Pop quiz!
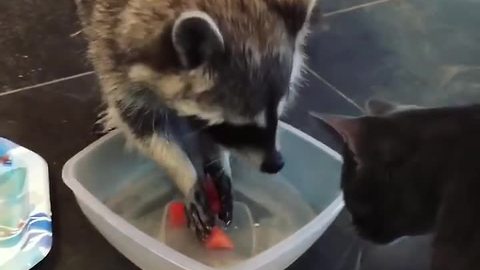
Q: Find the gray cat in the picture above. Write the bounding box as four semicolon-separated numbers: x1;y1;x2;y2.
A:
312;99;480;270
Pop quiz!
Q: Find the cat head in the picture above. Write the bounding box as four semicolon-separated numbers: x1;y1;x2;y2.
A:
311;99;445;244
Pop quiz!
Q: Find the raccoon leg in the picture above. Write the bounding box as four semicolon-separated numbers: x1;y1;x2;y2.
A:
136;133;215;240
204;150;233;226
184;132;233;228
111;101;215;239
185;179;216;240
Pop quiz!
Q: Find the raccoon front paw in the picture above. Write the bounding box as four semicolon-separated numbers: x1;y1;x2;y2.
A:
186;181;215;241
205;164;233;227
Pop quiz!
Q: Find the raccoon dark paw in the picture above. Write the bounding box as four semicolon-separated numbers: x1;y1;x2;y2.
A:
186;181;215;241
205;163;233;227
215;173;233;226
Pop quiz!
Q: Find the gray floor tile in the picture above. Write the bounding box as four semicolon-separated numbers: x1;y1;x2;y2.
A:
308;0;480;107
0;0;89;92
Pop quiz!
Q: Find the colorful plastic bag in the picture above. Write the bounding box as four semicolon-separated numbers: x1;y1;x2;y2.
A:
0;138;52;270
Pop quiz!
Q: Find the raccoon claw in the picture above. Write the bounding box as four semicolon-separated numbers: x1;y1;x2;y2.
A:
187;203;212;241
205;164;233;227
186;182;215;241
217;175;233;226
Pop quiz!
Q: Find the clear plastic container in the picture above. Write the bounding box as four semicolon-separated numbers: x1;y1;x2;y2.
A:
62;122;344;270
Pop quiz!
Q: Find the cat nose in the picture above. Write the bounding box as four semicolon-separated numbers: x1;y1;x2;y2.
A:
261;150;284;174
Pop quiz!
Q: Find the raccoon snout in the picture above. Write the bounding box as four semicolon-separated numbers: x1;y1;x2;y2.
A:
261;150;284;174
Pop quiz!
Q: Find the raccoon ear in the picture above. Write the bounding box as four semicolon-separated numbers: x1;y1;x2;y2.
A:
172;11;224;69
266;0;309;35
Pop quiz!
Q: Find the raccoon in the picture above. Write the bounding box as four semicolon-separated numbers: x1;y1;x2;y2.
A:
76;0;318;239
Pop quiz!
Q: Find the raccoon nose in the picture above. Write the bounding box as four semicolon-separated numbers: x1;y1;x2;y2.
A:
261;151;284;174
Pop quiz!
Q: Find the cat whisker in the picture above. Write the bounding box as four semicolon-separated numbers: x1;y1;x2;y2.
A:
205;158;221;167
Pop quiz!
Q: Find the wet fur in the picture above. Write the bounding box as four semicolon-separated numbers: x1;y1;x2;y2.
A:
315;101;480;270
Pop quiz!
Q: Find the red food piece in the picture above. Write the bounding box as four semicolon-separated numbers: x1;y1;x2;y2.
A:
168;201;187;228
203;174;221;214
0;155;10;164
205;227;234;250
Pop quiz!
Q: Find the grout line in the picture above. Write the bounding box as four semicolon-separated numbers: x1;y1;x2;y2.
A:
354;249;363;270
305;66;365;112
0;71;95;98
324;0;396;17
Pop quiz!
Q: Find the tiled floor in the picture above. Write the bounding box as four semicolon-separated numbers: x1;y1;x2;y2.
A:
1;0;478;269
309;0;480;107
0;0;89;92
0;77;135;269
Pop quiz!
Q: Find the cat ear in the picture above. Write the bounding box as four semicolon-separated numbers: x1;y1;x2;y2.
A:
365;98;397;116
172;11;224;69
310;112;361;154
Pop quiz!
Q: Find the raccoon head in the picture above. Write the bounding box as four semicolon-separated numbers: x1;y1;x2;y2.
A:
114;0;317;173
